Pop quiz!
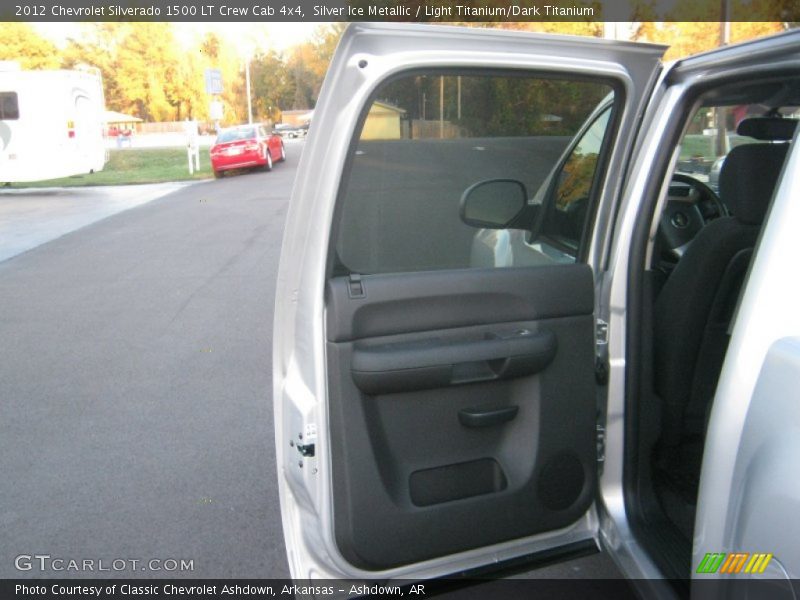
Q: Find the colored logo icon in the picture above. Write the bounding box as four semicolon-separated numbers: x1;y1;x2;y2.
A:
696;552;773;574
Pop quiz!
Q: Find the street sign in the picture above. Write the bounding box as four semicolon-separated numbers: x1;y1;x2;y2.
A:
209;100;223;121
204;68;223;95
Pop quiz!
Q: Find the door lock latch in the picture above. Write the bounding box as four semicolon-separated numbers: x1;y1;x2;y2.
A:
297;443;315;457
347;273;365;298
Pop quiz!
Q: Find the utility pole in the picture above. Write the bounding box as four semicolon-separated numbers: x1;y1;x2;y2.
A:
715;0;731;156
245;56;253;125
439;76;444;139
457;76;461;121
719;0;731;47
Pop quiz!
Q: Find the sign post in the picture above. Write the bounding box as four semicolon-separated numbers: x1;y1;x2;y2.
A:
209;100;224;134
204;68;224;133
185;119;199;175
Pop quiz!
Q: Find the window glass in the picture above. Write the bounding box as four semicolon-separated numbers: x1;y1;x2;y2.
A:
676;104;799;193
0;92;19;120
541;107;611;254
216;128;255;143
334;72;614;274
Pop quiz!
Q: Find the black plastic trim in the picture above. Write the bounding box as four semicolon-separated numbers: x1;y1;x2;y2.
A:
326;264;594;343
351;330;556;394
458;406;520;428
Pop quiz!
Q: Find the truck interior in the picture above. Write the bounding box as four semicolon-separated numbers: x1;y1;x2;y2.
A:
628;74;797;584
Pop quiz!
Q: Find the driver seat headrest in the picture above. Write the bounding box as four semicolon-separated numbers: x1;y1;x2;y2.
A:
736;117;798;141
718;143;789;226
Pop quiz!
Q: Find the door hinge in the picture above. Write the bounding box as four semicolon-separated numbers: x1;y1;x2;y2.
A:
595;357;609;385
596;424;606;464
595;318;609;385
347;273;365;298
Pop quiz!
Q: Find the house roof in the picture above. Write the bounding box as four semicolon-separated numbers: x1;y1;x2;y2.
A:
104;110;143;124
370;101;406;115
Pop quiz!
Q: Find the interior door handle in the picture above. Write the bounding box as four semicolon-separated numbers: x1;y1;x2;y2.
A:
351;329;557;394
458;405;519;427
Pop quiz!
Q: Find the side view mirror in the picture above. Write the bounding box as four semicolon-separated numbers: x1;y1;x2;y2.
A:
459;179;529;229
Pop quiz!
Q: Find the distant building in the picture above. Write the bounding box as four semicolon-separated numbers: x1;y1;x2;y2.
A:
362;101;406;140
280;110;313;127
104;110;142;135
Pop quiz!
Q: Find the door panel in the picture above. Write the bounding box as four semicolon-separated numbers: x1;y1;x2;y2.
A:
325;266;596;569
274;22;665;578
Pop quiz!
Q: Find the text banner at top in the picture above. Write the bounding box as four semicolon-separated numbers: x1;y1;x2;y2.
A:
3;0;798;22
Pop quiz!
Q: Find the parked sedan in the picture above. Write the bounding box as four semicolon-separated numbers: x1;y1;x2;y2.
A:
209;124;285;178
272;122;307;138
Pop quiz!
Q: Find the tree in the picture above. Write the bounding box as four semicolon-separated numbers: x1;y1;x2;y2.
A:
110;23;181;121
0;23;60;69
636;21;784;61
480;21;603;37
63;24;127;114
62;23;199;122
280;24;346;111
308;23;347;81
250;49;293;121
285;45;317;110
632;0;785;60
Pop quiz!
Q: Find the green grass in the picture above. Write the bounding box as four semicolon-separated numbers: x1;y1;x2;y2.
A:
9;148;214;188
680;133;753;160
680;135;714;159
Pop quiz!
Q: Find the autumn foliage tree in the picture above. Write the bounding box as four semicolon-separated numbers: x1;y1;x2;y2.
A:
636;21;785;60
1;20;792;126
62;24;216;122
250;49;293;122
632;0;787;59
0;23;60;69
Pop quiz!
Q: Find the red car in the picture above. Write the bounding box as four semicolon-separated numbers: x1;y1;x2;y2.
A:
209;124;285;178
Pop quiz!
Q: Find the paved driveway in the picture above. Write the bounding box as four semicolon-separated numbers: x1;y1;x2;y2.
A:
0;149;299;579
0;183;191;263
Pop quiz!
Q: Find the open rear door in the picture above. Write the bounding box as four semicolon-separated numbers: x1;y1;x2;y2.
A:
274;23;664;579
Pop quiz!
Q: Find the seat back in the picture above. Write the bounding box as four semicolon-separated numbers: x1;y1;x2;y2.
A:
654;142;788;447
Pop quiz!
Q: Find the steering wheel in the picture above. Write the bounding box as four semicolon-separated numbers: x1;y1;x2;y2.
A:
658;173;727;260
671;173;727;219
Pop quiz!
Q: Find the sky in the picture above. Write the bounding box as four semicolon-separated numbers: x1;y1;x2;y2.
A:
33;22;324;56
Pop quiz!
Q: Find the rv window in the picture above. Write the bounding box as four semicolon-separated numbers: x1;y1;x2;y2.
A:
0;92;19;120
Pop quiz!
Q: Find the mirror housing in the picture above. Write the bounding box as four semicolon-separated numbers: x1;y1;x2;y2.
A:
459;179;528;229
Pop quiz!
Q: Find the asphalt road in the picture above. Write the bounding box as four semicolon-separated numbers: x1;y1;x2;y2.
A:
0;150;297;578
0;183;191;264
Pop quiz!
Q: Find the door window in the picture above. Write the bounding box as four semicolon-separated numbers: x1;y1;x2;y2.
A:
333;72;615;274
0;92;19;120
539;106;612;255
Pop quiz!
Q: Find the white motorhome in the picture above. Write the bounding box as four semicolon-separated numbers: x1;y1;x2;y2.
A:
0;62;107;183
